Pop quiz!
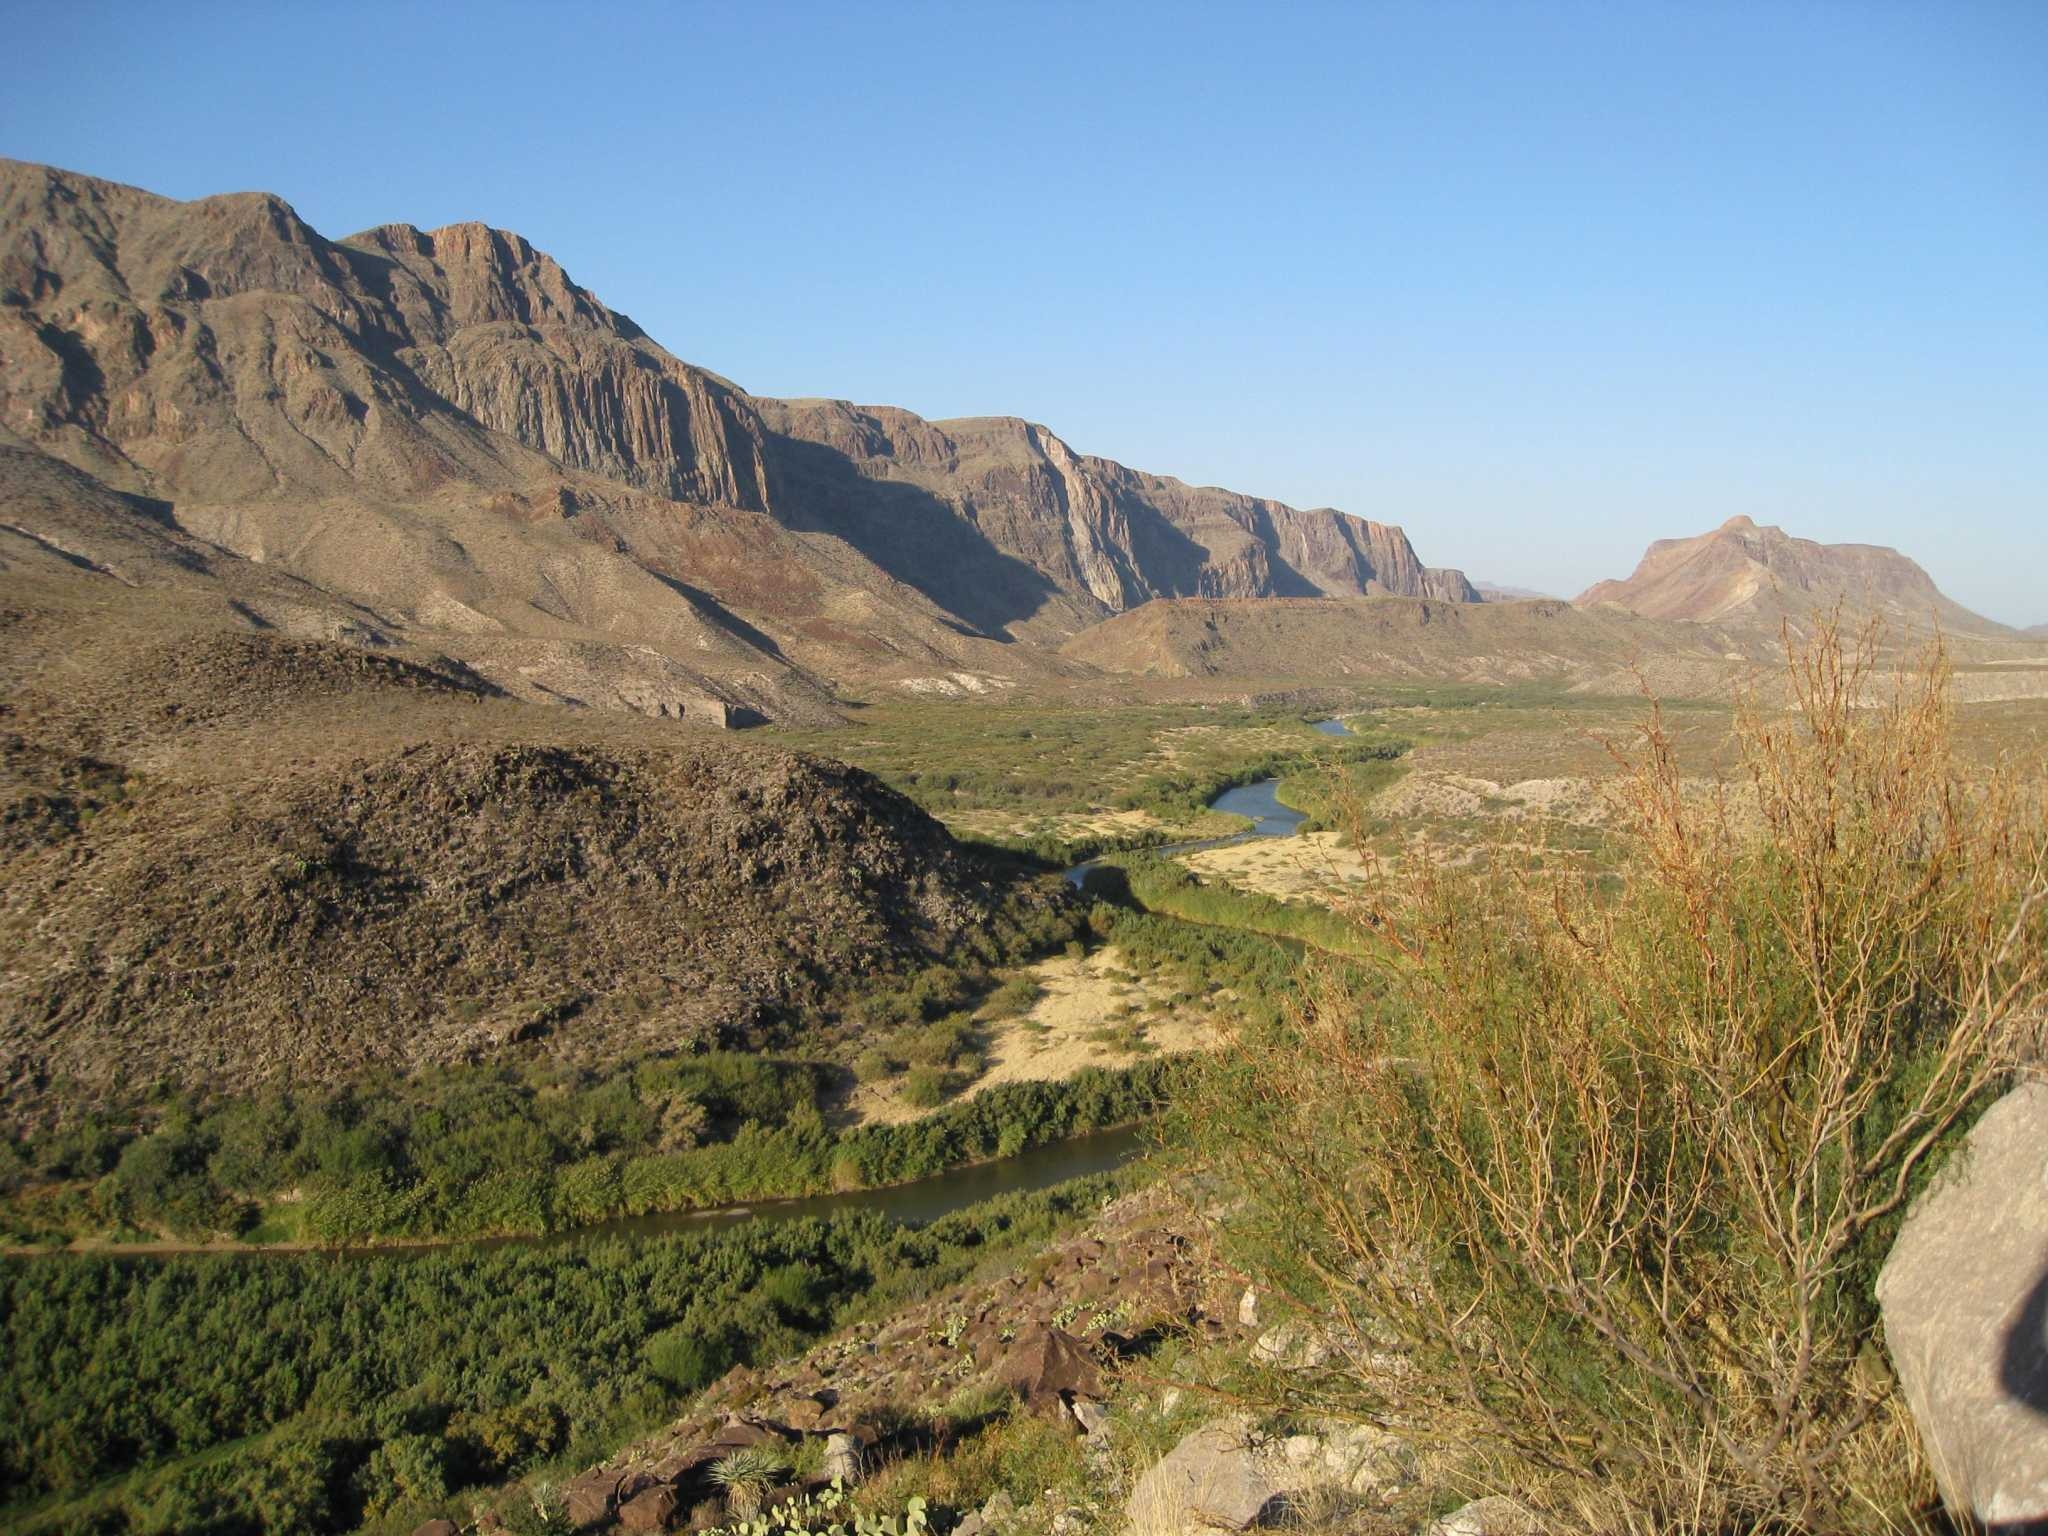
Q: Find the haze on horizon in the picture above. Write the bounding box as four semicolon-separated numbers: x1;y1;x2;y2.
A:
5;0;2042;624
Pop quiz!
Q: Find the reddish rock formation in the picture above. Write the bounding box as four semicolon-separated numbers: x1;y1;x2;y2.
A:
1576;515;2009;638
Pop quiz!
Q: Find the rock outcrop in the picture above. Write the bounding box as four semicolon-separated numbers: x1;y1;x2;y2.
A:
758;400;1480;625
1878;1080;2048;1532
1576;515;2010;639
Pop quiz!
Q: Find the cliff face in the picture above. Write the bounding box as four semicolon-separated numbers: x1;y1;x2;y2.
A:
0;162;772;509
0;158;1476;711
1576;516;2008;638
756;400;1480;621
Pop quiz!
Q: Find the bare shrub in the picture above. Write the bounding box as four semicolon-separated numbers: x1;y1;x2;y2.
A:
1188;621;2048;1532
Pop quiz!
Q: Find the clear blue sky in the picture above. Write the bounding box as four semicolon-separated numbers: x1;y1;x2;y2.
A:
6;1;2044;621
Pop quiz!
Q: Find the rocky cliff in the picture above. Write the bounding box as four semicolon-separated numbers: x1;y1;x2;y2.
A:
757;400;1479;628
1;158;1476;717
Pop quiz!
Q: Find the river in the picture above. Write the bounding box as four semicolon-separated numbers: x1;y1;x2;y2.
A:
500;1121;1155;1252
1062;716;1350;887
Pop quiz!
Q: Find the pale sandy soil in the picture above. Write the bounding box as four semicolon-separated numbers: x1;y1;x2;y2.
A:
1370;773;1616;825
1176;829;1376;906
848;946;1219;1126
942;807;1171;844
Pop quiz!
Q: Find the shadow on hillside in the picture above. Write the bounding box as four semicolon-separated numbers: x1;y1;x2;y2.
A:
638;566;790;662
761;431;1073;639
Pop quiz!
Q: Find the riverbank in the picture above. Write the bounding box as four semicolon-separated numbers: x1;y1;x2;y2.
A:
0;1063;1173;1257
0;1170;1134;1536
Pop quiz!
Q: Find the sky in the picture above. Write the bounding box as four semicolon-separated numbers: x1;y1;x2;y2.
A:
5;1;2044;622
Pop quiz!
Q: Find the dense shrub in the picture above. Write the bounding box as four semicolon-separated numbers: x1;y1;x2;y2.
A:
1188;625;2048;1532
0;1175;1123;1534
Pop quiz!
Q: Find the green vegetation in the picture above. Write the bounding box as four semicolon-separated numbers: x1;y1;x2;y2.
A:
1186;631;2048;1532
1;1057;1171;1249
779;701;1309;817
0;1174;1123;1536
1081;903;1319;1033
779;700;1404;861
711;1480;928;1536
1085;852;1366;955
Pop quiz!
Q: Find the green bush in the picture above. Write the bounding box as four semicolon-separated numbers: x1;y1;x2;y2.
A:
853;1048;900;1084
1187;629;2048;1532
979;976;1043;1020
644;1324;734;1395
0;1175;1123;1534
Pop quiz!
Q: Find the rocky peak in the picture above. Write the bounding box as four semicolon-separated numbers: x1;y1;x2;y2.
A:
1578;518;2005;636
346;219;620;334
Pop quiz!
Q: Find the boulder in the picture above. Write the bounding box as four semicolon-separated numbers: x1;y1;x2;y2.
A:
780;1397;828;1431
1127;1417;1287;1533
823;1430;864;1484
562;1468;624;1528
1239;1287;1263;1329
1273;1422;1411;1495
1069;1396;1111;1437
411;1523;460;1536
1250;1323;1332;1370
1427;1495;1541;1536
995;1326;1103;1412
1879;1080;2048;1531
618;1484;680;1532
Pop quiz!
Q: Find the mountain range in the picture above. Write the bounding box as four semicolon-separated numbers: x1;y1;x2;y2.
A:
3;158;2036;723
1;158;1481;724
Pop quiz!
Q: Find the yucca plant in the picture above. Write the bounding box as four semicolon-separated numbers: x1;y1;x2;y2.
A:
709;1444;788;1516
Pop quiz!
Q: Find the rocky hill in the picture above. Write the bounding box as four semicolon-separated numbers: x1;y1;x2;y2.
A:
1576;515;2011;639
1;159;1475;719
1058;594;1736;692
0;466;1058;1130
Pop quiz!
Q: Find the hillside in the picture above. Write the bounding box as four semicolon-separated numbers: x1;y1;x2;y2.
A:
1057;594;1737;691
0;474;1058;1131
1576;515;2011;639
1;159;1475;720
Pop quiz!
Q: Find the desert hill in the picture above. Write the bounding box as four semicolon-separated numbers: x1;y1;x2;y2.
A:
0;561;1047;1132
1575;515;2009;639
1;158;1475;719
1058;594;1737;692
0;443;1064;1130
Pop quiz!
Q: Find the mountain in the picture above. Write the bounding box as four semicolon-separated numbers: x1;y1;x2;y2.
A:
0;159;1475;720
756;400;1479;630
1473;579;1556;602
1059;595;1735;692
1575;516;2010;639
